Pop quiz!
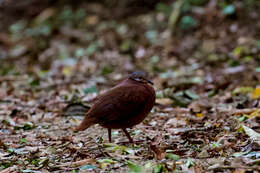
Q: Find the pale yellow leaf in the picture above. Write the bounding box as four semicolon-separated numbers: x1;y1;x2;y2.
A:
196;113;204;117
251;86;260;99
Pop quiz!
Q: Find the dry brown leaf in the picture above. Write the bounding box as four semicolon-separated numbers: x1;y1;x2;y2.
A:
60;158;96;167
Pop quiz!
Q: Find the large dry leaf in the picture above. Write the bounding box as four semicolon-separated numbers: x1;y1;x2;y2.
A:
242;125;260;145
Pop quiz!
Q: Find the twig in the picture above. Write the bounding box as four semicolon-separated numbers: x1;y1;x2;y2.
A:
0;75;28;82
232;108;260;116
175;126;215;135
168;0;185;37
208;165;260;171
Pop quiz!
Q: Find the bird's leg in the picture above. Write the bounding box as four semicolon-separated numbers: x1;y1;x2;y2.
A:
122;128;133;143
108;128;112;143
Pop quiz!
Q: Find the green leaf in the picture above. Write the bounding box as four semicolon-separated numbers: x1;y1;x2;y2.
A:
185;158;195;168
189;0;209;6
159;71;175;79
19;138;27;143
23;122;35;130
74;9;86;21
22;170;41;173
97;158;116;163
124;147;135;154
232;151;250;157
165;153;180;160
127;161;142;173
145;30;158;44
120;39;133;52
191;77;203;84
84;85;98;94
28;77;40;87
233;46;243;57
14;122;35;131
7;148;14;153
156;3;173;15
170;91;191;107
255;67;260;72
180;16;198;30
256;40;260;48
238;115;247;122
184;90;199;100
222;5;235;15
31;159;40;166
75;48;85;58
104;143;135;154
232;87;254;95
244;56;252;62
211;142;220;148
151;55;160;64
9;20;27;34
86;43;98;56
58;6;75;22
228;59;240;67
101;66;113;75
80;165;96;170
103;143;118;148
207;89;216;97
153;164;163;173
0;162;13;169
37;70;48;78
144;162;153;169
85;42;99;55
25;24;52;36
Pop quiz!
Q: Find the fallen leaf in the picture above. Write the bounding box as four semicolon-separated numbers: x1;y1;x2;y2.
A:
127;161;142;173
233;168;245;173
251;86;260;99
242;125;260;145
156;98;173;105
246;110;260;119
196;113;204;117
165;153;180;160
60;159;96;167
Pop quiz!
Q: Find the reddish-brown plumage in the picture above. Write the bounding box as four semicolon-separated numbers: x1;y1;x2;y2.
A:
75;72;155;143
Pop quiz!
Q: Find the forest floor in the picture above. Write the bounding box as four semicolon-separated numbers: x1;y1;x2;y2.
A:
0;1;260;172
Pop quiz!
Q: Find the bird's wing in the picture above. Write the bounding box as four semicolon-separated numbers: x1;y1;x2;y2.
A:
88;85;149;123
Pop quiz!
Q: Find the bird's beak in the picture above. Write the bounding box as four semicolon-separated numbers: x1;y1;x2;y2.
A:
148;80;153;85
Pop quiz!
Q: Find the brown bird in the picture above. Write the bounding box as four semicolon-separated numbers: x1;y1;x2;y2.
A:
75;71;155;143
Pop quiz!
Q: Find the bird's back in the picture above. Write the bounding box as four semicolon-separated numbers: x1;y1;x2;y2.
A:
76;78;155;130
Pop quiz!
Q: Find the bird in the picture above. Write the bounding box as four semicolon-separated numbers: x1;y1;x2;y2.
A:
75;71;155;143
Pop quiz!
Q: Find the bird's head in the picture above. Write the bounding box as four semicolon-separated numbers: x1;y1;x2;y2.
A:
129;71;153;85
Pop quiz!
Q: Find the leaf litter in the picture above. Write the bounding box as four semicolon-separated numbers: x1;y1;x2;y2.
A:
1;0;260;172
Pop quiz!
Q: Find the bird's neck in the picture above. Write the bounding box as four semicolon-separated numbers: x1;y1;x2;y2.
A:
121;78;143;86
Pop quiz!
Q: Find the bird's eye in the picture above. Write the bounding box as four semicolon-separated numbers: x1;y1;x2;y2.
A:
135;77;142;81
